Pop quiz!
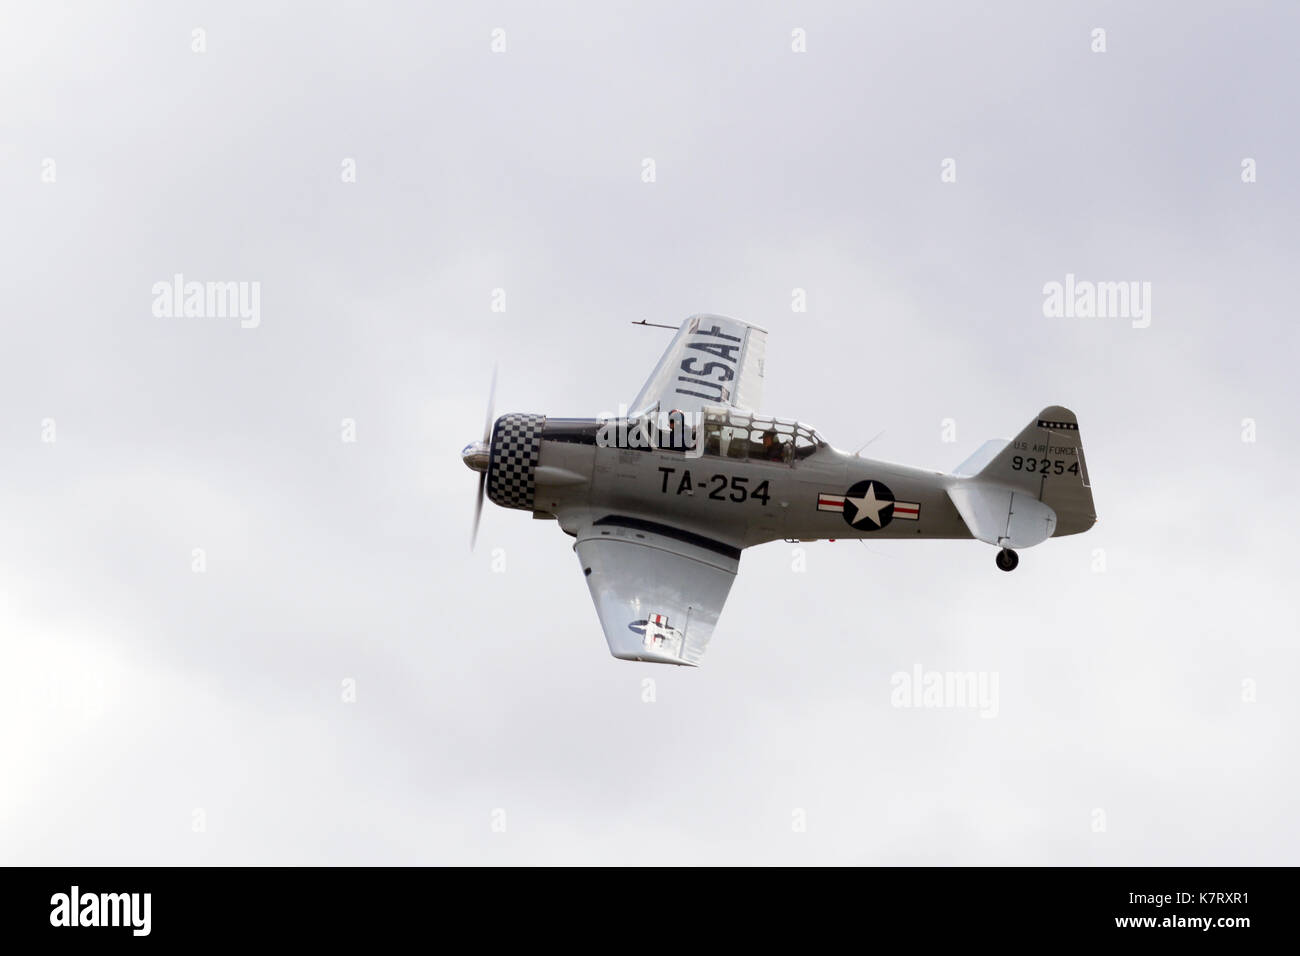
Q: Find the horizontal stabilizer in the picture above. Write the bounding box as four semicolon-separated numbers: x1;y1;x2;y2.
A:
948;485;1056;548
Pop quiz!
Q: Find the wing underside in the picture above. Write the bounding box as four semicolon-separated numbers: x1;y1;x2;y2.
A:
573;517;739;666
630;313;766;420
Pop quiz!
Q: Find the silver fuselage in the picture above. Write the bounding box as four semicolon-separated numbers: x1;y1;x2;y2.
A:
517;417;973;549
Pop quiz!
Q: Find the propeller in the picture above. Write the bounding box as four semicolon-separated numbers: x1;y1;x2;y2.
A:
470;366;497;549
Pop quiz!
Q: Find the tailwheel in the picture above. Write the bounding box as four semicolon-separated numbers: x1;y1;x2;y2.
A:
996;548;1019;572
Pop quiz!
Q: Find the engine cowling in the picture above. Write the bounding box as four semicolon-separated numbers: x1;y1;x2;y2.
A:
486;413;546;511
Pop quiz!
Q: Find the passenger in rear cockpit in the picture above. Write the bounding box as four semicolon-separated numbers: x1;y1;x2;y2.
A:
760;429;784;461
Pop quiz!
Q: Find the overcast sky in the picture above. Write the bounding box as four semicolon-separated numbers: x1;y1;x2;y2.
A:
2;1;1297;864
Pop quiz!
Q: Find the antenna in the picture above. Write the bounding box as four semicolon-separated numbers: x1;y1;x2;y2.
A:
853;429;887;456
631;319;678;330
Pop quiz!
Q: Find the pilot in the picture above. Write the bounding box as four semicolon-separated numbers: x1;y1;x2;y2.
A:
666;409;689;450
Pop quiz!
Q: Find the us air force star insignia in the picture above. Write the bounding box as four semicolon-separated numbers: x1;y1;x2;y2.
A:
817;480;920;529
629;613;684;654
844;480;895;529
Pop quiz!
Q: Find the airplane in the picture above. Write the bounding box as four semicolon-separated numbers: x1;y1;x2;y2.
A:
462;314;1096;666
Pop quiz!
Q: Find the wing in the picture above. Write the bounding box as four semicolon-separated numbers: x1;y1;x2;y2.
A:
574;517;739;666
630;314;767;419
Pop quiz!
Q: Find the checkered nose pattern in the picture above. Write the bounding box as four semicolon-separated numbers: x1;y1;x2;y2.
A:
487;413;545;511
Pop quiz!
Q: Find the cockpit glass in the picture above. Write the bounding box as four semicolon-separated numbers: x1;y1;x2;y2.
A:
699;408;824;463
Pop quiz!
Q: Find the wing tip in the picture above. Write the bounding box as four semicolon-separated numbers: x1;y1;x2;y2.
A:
684;312;769;335
610;650;700;667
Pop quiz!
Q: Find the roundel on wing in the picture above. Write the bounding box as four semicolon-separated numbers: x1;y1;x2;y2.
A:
841;479;896;530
